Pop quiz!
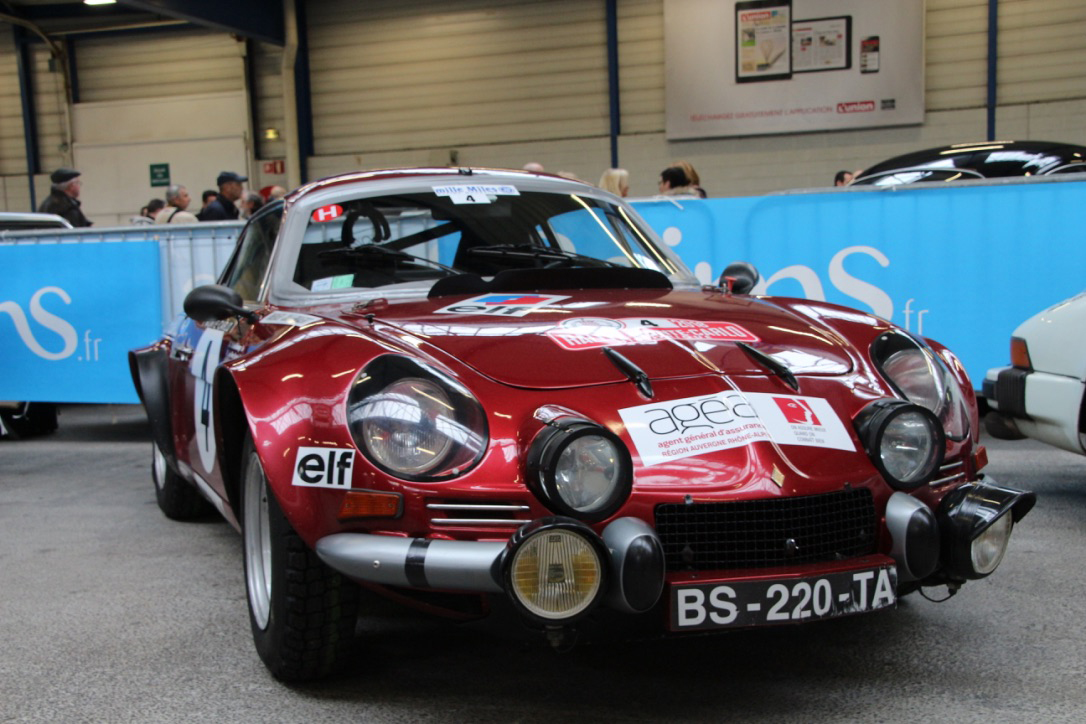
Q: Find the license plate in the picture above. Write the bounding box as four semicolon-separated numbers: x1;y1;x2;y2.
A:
670;565;897;631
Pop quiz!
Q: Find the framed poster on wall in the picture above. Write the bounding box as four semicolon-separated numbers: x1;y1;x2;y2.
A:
665;0;923;139
735;0;792;83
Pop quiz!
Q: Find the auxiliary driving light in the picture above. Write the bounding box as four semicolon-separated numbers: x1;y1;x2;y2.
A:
527;418;632;522
503;518;608;623
854;400;944;489
937;480;1035;580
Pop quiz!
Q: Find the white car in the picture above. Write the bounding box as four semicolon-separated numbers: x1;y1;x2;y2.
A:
984;291;1086;454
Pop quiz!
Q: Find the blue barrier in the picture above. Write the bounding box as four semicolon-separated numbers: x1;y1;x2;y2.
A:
1;223;241;404
2;176;1083;403
0;240;161;403
631;176;1086;389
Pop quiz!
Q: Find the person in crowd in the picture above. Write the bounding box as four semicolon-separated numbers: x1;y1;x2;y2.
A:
598;168;630;197
657;165;701;198
241;191;264;219
131;198;165;225
200;189;218;215
671;159;707;197
38;168;92;227
523;162;545;173
155;185;198;224
268;185;287;201
834;169;854;186
197;171;247;221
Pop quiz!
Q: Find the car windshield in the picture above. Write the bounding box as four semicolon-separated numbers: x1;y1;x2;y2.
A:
277;185;696;300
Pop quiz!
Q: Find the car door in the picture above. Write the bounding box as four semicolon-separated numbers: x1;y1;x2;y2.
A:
168;205;283;498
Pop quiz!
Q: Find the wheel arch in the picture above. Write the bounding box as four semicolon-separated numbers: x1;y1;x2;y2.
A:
129;343;176;470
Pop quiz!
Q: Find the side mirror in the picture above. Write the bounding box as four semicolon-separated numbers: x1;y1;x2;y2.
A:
718;261;760;295
183;284;257;324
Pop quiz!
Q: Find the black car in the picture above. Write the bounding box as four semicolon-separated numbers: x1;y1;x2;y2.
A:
850;140;1086;186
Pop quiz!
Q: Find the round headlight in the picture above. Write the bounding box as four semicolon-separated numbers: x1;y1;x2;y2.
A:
358;378;453;474
855;400;945;489
528;420;632;522
881;348;942;412
348;356;487;481
971;512;1012;576
872;331;969;441
505;519;607;622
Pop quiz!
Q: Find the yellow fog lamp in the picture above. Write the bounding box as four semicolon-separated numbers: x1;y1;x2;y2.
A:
503;518;608;623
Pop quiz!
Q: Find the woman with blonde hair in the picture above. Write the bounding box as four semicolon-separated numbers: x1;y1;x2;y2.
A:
598;168;630;197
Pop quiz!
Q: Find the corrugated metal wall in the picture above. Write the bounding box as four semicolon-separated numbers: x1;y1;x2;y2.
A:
998;0;1086;104
305;0;610;156
252;40;286;161
1;0;1085;201
74;29;244;102
0;31;25;176
617;0;664;135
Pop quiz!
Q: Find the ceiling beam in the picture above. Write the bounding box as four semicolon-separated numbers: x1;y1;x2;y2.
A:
119;0;284;45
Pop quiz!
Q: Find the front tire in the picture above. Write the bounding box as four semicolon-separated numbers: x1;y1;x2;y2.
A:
152;443;212;520
241;438;359;682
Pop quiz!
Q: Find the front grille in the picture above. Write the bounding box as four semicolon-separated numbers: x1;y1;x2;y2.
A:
655;489;877;572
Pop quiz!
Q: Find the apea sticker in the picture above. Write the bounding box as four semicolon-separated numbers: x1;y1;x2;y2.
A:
434;293;568;317
312;204;343;222
619;391;853;466
292;446;355;489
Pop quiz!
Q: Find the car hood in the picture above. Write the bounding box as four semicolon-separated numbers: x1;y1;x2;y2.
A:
360;288;855;389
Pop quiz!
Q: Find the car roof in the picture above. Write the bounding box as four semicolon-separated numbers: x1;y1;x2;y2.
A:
853;140;1086;183
0;211;73;230
287;166;594;202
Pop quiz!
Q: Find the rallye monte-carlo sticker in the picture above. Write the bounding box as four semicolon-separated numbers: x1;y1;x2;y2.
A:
547;317;759;350
619;390;854;466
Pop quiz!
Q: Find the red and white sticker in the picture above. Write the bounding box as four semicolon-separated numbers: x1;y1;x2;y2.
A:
311;204;343;222
547;317;759;351
619;391;853;467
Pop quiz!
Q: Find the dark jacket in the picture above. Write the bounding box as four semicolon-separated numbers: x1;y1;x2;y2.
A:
197;197;239;221
38;189;92;227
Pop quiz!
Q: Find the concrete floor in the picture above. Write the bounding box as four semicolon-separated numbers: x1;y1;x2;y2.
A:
1;404;1084;723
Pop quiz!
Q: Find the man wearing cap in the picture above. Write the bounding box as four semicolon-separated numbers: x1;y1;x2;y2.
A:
38;168;91;227
197;170;247;221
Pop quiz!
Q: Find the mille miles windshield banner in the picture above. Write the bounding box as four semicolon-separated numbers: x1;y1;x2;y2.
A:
664;0;924;139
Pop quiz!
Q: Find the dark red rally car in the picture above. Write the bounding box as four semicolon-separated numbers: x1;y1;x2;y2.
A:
130;168;1034;681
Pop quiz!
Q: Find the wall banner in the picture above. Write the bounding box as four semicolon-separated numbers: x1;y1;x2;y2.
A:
665;0;924;139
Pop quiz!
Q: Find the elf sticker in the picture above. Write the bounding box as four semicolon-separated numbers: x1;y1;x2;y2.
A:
292;446;355;489
434;293;568;317
547;317;760;350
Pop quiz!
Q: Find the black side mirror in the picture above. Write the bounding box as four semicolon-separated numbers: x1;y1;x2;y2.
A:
718;261;760;295
183;284;257;324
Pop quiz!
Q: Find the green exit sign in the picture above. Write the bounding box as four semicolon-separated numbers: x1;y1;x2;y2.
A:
150;163;170;187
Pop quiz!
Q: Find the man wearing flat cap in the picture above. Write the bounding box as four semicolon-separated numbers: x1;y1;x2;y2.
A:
38;167;92;227
197;170;248;221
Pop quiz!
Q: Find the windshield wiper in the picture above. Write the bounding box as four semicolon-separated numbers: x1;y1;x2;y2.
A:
318;243;458;275
464;244;620;268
